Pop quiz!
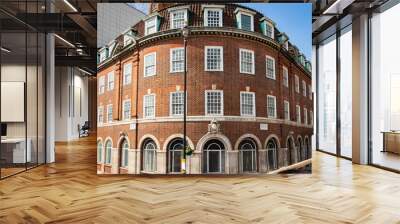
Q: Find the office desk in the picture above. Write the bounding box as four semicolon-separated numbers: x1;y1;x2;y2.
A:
1;138;31;164
382;132;400;154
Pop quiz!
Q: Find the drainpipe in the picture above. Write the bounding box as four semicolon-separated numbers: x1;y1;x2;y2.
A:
135;46;140;173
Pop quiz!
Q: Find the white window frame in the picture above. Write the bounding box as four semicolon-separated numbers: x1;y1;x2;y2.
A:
99;49;107;62
267;95;277;118
240;92;256;117
144;16;157;35
170;9;188;29
239;48;255;75
107;104;113;123
205;46;224;71
302;80;307;96
295;75;300;93
310;110;313;125
123;63;132;85
98;76;105;94
144;52;156;77
265;21;274;39
170;47;185;73
205;90;224;116
121;141;129;167
107;71;114;91
309;84;312;100
283;66;289;87
204;8;223;27
170;91;185;116
266;55;276;80
296;105;301;123
304;107;308;125
143;94;156;118
283;41;289;50
105;141;112;165
236;10;254;31
97;106;104;125
122;99;131;120
123;34;133;47
284;100;290;121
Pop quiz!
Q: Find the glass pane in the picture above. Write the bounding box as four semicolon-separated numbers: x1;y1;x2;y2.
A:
1;31;27;177
208;151;220;173
242;151;253;172
38;32;45;165
371;4;400;171
173;151;181;172
268;150;275;170
317;35;337;154
27;31;38;169
340;26;352;158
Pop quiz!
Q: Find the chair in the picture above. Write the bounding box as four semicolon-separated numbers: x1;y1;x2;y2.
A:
79;121;90;138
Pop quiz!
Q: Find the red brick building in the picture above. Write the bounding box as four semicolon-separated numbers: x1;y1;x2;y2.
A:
97;3;313;174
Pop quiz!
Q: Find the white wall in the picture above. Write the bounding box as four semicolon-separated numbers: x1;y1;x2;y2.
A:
54;67;89;141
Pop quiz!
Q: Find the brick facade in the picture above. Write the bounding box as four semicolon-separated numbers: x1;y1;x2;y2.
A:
97;3;313;175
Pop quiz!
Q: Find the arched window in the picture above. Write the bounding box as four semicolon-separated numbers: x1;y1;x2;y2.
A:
105;140;112;164
304;138;310;159
143;139;157;172
121;139;129;167
167;138;184;173
297;137;303;162
287;138;295;166
97;141;103;163
266;138;278;170
239;138;257;172
203;139;225;173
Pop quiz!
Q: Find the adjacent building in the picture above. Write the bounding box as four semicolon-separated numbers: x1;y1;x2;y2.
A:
97;3;146;48
96;3;313;174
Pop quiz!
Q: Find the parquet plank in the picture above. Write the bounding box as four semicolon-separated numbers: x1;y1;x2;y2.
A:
0;136;399;223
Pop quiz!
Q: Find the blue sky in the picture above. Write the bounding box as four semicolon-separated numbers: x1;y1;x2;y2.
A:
130;3;311;60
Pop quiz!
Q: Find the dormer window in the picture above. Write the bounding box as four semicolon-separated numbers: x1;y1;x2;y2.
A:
170;9;188;29
278;33;289;50
145;16;158;35
99;48;108;63
235;8;255;32
204;8;223;27
283;41;289;50
266;23;274;38
123;31;134;47
260;17;275;39
299;55;305;66
306;61;312;72
124;35;132;46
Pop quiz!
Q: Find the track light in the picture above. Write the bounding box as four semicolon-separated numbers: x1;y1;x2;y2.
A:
54;34;75;48
1;47;11;53
63;0;78;12
78;67;93;76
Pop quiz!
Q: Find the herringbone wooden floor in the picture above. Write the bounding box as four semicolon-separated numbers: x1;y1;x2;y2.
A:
1;136;400;224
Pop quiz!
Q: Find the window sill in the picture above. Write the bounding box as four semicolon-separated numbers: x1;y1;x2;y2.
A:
240;72;255;75
205;69;224;72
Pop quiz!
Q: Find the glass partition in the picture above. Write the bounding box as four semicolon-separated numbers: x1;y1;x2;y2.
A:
339;26;352;158
0;1;46;179
0;31;28;177
317;35;337;154
371;3;400;171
